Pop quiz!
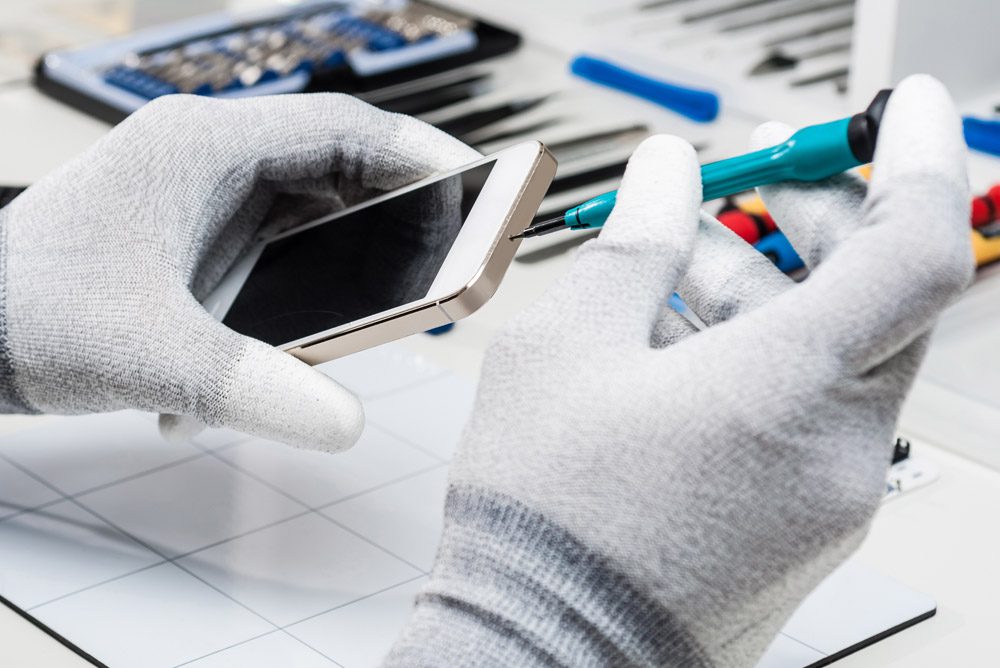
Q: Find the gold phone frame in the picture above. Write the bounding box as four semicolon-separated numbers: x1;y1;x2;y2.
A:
209;142;557;365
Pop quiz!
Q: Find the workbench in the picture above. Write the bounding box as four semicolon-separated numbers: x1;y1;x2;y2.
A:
2;19;1000;665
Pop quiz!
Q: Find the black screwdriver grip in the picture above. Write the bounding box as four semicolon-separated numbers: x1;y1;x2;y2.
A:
847;88;893;163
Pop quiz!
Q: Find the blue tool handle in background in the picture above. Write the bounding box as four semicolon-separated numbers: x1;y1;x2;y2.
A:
570;54;720;123
963;117;1000;158
754;231;804;274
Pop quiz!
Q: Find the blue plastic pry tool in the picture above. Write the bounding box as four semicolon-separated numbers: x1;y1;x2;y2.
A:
570;54;720;123
426;323;455;335
963;116;1000;158
755;231;804;274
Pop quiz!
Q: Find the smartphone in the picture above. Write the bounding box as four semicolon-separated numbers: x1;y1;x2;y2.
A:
204;141;556;365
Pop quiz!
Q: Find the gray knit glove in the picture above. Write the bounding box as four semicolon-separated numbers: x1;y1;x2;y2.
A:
385;74;972;667
0;93;477;451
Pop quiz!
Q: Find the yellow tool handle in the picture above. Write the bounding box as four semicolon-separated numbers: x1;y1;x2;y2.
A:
972;230;1000;267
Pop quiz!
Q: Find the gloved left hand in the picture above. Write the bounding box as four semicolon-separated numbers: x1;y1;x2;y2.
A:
0;93;478;450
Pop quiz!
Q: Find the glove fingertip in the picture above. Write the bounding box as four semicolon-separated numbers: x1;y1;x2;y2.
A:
609;134;700;235
870;74;967;189
220;340;366;453
158;413;208;443
749;121;795;151
390;113;482;177
298;385;366;453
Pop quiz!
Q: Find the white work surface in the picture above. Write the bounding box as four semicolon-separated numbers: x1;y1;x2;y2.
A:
2;72;1000;667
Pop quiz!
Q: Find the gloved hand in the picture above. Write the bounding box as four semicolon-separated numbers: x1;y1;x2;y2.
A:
0;93;478;450
385;74;972;667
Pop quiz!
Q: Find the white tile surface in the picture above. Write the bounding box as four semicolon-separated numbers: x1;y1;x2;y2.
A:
185;631;335;667
0;412;202;495
317;343;445;399
77;456;305;558
288;577;426;668
0;348;938;668
364;375;476;460
321;468;449;572
191;426;252;451
217;426;437;508
755;633;826;668
178;513;421;627
0;457;60;520
32;563;273;668
779;560;936;656
0;501;160;609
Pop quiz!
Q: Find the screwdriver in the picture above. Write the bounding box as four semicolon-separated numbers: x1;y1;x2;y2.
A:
511;89;892;240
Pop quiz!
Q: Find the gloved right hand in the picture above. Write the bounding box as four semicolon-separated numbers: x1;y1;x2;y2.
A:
385;74;973;668
0;93;479;451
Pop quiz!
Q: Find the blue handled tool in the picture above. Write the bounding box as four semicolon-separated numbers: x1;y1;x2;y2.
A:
511;89;892;240
754;230;804;273
570;54;720;123
963;116;1000;158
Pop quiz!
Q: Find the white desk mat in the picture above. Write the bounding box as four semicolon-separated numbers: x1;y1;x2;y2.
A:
0;344;933;667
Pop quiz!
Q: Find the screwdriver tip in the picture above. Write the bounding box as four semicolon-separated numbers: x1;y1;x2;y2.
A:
509;215;568;241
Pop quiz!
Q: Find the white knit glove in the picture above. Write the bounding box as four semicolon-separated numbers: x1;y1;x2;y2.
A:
0;93;478;451
385;75;973;667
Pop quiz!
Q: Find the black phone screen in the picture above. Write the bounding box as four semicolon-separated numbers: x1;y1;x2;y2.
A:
223;161;495;346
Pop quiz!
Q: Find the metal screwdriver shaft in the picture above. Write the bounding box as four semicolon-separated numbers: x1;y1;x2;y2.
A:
509;215;568;239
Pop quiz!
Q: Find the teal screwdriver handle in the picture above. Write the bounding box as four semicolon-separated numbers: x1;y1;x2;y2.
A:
562;89;892;232
701;118;855;200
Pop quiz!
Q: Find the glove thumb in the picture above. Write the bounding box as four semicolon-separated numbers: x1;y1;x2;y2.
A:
158;299;364;452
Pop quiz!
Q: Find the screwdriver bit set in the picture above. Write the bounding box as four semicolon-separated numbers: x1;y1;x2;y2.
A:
103;3;472;99
34;1;519;123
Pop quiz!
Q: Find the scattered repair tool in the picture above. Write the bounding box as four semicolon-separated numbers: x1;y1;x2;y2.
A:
511;89;892;240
